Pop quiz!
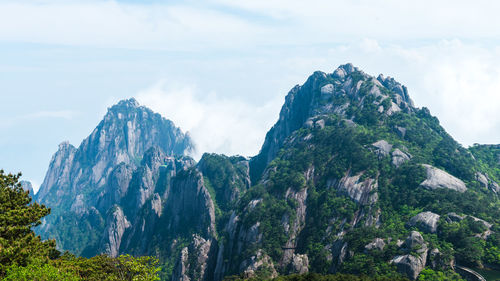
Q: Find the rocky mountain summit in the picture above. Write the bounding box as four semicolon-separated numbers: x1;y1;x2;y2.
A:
35;98;195;255
36;65;500;280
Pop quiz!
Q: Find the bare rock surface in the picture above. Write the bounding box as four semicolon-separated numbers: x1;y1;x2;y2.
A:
409;211;440;233
391;231;428;280
420;164;467;192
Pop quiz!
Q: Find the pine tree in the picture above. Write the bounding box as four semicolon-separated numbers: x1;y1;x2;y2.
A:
0;170;58;275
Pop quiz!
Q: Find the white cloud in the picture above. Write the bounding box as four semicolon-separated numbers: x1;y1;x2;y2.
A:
0;1;264;50
1;0;500;51
324;39;500;146
23;110;77;120
136;81;283;159
135;39;500;154
0;110;78;130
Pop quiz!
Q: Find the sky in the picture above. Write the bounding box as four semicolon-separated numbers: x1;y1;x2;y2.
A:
1;0;499;192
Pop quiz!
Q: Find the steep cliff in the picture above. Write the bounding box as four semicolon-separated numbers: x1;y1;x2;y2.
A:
35;98;194;255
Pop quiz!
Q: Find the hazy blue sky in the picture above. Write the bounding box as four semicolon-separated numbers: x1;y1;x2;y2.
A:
1;0;500;191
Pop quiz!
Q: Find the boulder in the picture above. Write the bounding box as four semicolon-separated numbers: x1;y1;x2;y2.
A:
364;238;386;251
391;231;428;280
408;211;440;233
372;140;392;157
333;67;347;79
391;254;427;280
321;84;334;94
475;172;489;188
403;231;426;250
420;165;467;193
392;149;411;167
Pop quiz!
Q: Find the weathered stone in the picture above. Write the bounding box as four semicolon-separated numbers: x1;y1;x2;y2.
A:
19;180;34;195
321;84;334;94
420;164;467;192
290;254;309;274
403;231;426;251
446;212;465;223
395;126;407;138
391;254;427;280
409;211;440;233
101;206;131;258
476;172;489;188
240;250;278;279
391;231;428;280
392;149;411;167
365;238;386;251
372;140;393;157
491;181;500;193
172;247;190;281
333;67;347;79
336;172;378;205
315;119;325;129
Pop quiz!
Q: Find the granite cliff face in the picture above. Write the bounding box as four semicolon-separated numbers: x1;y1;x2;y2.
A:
35;98;195;255
36;66;500;281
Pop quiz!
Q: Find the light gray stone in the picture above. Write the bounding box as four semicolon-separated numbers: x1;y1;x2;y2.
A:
476;172;489;188
372;140;393;157
290;254;309;274
102;206;131;258
420;164;467;193
321;84;334;94
392;149;411;167
337;173;378;205
409;211;440;233
365;238;386;251
391;231;428;280
333;67;347;79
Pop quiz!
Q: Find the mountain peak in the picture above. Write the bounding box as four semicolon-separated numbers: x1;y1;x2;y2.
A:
250;63;416;180
114;98;140;109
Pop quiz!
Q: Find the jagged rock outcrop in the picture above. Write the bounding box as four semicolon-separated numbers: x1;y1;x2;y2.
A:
289;254;309;274
35;141;76;205
165;169;216;238
372;140;392;157
392;149;411;167
391;231;428;280
420;164;467;192
240;250;278;279
365;238;386;251
172;247;190;281
35;98;194;256
250;64;415;181
409;211;440;233
20;180;34;195
172;235;214;281
280;187;308;269
101;206;131;257
335;172;378;205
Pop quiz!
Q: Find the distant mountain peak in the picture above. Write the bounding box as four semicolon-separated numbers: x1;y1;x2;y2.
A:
113;98;140;109
36;98;194;208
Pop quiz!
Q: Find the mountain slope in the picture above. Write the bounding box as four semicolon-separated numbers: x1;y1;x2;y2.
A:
36;66;500;281
35;98;194;255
